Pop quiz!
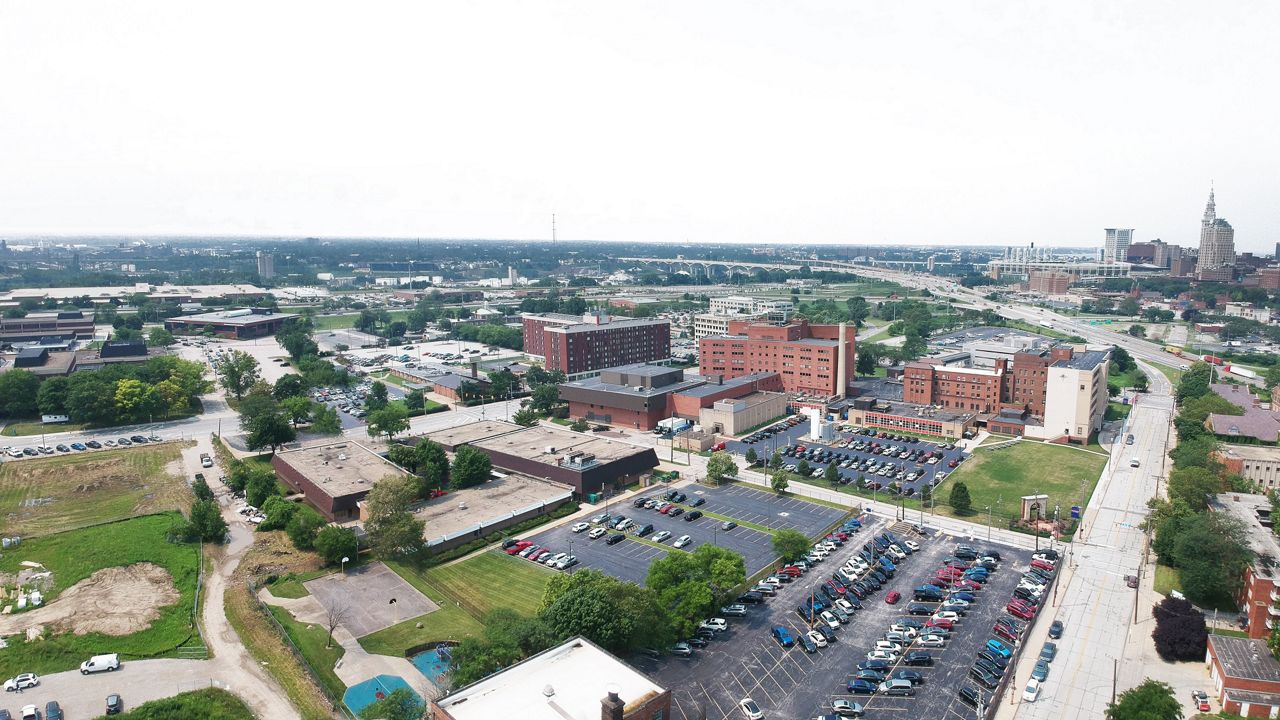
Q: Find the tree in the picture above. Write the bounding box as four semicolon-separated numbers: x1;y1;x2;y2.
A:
315;525;359;565
768;451;783;471
1151;596;1208;662
367;404;410;441
705;451;739;486
529;384;560;413
949;481;973;514
569;418;590;432
512;407;540;427
286;505;327;550
281;396;314;427
257;495;298;531
771;473;789;495
451;445;493;489
192;475;215;502
412;439;450;493
772;528;811;562
745;447;758;465
184;499;229;543
215;350;260;400
823;462;839;484
856;347;878;375
245;412;296;454
358;688;425;720
114;378;158;423
796;459;811;477
36;376;70;416
311;404;341;434
1127;324;1146;338
147;327;175;347
1176;362;1213;403
404;389;424;411
272;373;307;401
244;466;282;508
1266;366;1280;391
153;379;188;418
1118;297;1140;316
1172;513;1251;608
365;381;389;412
646;546;745;639
1105;679;1182;720
323;598;352;651
1167;466;1223;510
365;474;426;559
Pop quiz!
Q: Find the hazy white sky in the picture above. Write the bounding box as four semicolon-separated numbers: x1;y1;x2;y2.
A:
2;1;1277;250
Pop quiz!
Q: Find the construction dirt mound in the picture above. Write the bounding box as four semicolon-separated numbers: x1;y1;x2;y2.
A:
0;562;179;637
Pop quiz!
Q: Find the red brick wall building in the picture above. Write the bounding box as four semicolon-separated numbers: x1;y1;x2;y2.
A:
1207;635;1280;717
698;320;853;396
521;312;670;377
904;348;1072;416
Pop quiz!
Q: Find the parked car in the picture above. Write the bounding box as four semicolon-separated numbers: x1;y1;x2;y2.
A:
3;674;39;692
739;698;764;720
1048;620;1064;639
606;534;626;545
1022;678;1041;703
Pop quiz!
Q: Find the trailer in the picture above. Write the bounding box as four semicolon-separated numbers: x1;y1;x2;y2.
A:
1225;365;1260;380
1202;355;1225;366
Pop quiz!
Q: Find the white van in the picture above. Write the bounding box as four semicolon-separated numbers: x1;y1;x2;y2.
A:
80;653;120;674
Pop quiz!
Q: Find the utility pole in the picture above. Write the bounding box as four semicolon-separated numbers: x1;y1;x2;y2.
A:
1112;658;1118;706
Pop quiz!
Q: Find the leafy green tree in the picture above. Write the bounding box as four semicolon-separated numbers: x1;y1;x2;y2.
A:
949;481;973;514
769;450;783;471
705;451;739;485
311;405;341;434
272;374;307;401
244;467;282;508
1105;679;1182;720
36;376;70;416
1127;324;1146;338
1167;466;1223;510
1266;366;1280;390
771;472;789;495
365;381;389;412
215;350;260;400
772;528;811;562
796;459;811;477
412;439;450;493
404;389;424;411
192;475;215;502
646;545;746;638
856;346;878;375
147;327;175;347
1172;513;1251;608
245;412;296;454
823;462;839;484
153;379;188;418
286;505;327;550
358;688;425;720
529;384;560;413
1176;362;1213;403
256;495;298;531
281;396;314;427
314;525;358;565
365;474;425;559
184;499;229;542
569;418;590;432
367;404;410;442
451;445;493;489
512;407;540;427
114;378;159;422
744;447;758;465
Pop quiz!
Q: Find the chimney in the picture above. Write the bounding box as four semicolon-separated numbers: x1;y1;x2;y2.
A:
836;322;848;398
470;362;478;378
601;686;625;720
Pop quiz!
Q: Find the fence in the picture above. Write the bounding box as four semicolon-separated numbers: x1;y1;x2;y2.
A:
980;560;1062;718
247;578;356;720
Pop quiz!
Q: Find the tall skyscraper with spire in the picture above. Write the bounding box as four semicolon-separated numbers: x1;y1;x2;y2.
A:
1196;187;1235;278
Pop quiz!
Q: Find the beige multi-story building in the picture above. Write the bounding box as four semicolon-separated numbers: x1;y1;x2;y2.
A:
1197;188;1236;276
1217;445;1280;490
699;391;788;436
707;296;793;320
1028;271;1071;294
1223;302;1271;323
1041;349;1111;442
1104;228;1133;263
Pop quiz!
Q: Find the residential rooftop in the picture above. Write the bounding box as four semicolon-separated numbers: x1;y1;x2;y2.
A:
1209;493;1276;580
1210;635;1280;683
1208;383;1280;442
273;441;409;499
434;636;665;720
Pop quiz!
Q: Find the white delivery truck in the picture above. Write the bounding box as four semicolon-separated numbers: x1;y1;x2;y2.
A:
80;653;120;674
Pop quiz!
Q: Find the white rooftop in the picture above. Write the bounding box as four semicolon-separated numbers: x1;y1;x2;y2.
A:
436;637;664;720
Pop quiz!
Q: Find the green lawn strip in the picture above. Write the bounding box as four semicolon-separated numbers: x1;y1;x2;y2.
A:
0;513;199;677
1154;564;1182;597
420;551;554;618
106;687;255;720
358;560;488;656
940;442;1107;524
268;569;332;599
266;604;347;699
1;409;201;437
1106;402;1132;421
695;508;776;535
1211;628;1249;638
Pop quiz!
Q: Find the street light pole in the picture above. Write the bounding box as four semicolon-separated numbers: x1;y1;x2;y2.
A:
985;505;992;543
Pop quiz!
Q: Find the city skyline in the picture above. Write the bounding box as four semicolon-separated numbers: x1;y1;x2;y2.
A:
2;1;1278;250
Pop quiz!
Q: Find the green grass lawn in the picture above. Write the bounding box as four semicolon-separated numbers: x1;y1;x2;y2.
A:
0;443;193;536
267;604;347;700
0;513;200;677
1106;401;1132;421
1154;564;1182;597
268;569;332;599
358;562;486;656
925;441;1108;523
420;551;555;618
106;687;254;720
1;420;91;436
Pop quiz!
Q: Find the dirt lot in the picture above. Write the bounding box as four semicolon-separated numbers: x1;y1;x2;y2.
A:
0;442;195;536
0;561;179;636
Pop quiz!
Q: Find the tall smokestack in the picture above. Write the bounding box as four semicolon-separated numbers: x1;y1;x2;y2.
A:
837;322;848;399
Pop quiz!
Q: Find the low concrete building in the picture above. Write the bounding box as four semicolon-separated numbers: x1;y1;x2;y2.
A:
1207;634;1280;717
433;636;670;720
0;310;95;343
1218;445;1280;491
413;471;574;552
699;391;788;436
165;307;298;339
272;441;411;521
845;397;978;439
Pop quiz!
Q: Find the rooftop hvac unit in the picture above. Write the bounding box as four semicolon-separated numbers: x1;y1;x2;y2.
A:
544;446;556;454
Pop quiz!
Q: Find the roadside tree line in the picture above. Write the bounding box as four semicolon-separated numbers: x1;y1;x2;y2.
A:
0;355;210;425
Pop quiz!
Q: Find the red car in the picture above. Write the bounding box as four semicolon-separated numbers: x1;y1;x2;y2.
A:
778;566;802;577
885;591;901;604
1007;603;1035;620
955;580;982;591
1192;691;1210;712
993;623;1019;642
925;617;954;631
1030;559;1056;572
660;505;674;514
506;541;533;555
948;459;958;468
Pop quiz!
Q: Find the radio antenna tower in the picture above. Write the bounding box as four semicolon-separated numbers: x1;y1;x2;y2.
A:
552;213;557;245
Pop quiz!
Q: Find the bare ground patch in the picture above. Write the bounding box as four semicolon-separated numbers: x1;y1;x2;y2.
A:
0;562;179;636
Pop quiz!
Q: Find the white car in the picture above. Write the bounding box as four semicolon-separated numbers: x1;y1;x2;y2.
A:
944;598;971;608
835;598;858;614
807;629;828;648
873;640;903;654
866;649;899;662
916;634;946;648
3;673;39;691
888;623;919;638
674;535;692;549
832;699;864;717
553;555;576;570
588;527;607;539
652;530;672;542
544;552;568;566
1023;678;1041;702
932;611;960;623
701;618;728;633
820;611;841;629
21;706;37;720
570;522;590;533
739;697;764;720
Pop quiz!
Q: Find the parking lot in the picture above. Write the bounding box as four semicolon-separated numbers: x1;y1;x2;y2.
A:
523;484;848;586
632;515;1039;720
727;423;970;498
